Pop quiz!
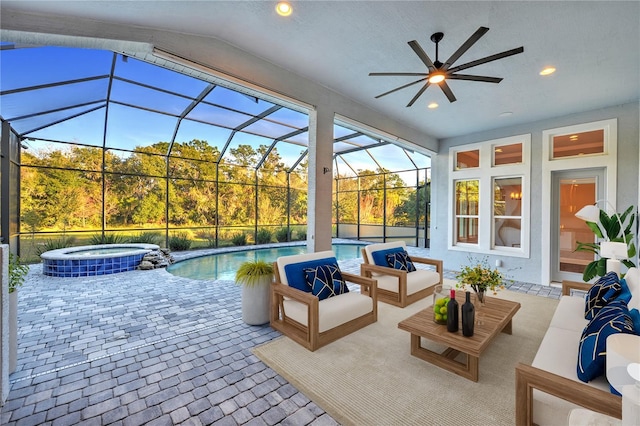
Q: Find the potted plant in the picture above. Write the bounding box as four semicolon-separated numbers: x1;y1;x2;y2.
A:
455;256;506;305
575;205;637;282
235;260;273;325
8;252;29;372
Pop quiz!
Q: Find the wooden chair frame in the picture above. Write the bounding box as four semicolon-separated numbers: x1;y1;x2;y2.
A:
514;279;622;425
270;264;377;351
360;249;443;307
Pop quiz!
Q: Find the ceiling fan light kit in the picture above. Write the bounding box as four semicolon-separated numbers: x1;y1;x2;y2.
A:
370;26;524;105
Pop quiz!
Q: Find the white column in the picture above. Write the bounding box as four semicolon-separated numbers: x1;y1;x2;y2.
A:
307;106;334;252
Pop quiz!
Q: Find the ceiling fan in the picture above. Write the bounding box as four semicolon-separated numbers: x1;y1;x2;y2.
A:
369;27;524;105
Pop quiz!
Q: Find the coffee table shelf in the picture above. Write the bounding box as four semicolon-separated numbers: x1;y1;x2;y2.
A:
398;291;520;382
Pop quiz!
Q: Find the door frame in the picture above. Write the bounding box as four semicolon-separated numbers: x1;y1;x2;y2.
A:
550;169;605;283
541;118;618;285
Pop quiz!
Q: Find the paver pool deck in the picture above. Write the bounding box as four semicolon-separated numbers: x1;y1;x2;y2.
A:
0;242;562;425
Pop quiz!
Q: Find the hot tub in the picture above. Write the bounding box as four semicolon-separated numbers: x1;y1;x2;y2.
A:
41;244;159;277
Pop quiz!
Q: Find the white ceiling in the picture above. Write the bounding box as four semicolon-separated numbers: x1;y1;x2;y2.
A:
2;1;639;139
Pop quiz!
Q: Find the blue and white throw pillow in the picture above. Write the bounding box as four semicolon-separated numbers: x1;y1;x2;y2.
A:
577;299;637;383
585;271;631;320
385;250;417;272
304;263;349;301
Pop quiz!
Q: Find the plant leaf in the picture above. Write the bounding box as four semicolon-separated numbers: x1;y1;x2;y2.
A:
575;241;599;254
582;261;599;282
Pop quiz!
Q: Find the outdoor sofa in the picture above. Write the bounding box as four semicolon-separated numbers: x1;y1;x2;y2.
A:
516;267;640;425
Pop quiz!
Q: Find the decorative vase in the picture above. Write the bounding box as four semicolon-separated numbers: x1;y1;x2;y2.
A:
432;285;449;325
474;287;486;306
241;275;271;325
446;289;459;333
462;291;475;337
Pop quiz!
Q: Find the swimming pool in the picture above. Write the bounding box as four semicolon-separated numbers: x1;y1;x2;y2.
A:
166;243;365;281
41;244;159;277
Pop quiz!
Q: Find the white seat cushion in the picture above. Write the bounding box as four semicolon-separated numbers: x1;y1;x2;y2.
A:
375;269;440;295
532;327;609;426
549;295;589;332
282;292;373;333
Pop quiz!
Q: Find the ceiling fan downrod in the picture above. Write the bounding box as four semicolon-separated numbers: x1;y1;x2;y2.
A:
430;32;444;68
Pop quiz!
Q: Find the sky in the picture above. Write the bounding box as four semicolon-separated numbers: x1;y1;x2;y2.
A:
0;43;431;176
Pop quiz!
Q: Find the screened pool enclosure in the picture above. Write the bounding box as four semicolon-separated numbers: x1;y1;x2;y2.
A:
0;44;431;262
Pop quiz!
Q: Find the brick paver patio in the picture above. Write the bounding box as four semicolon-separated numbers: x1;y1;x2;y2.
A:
1;243;561;425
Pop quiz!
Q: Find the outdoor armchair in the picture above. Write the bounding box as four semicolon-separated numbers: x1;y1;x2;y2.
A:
270;250;377;351
360;241;443;308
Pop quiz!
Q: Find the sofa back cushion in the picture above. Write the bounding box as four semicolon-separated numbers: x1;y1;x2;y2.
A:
585;271;630;320
577;299;636;383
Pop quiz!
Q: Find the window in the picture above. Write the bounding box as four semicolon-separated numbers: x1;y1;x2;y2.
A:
455;149;479;169
494;142;522;166
552;129;604;159
455;180;479;244
449;134;531;257
493;177;522;248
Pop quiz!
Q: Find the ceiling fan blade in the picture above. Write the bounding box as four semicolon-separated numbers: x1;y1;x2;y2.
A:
406;82;431;107
439;81;457;103
375;78;426;99
408;40;436;72
447;74;503;83
443;26;489;70
448;46;524;73
369;72;429;76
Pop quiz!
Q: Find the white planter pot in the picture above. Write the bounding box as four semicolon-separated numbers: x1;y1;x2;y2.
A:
241;276;271;325
9;291;17;373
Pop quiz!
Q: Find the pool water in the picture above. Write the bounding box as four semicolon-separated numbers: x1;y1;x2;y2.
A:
71;247;142;256
166;243;364;281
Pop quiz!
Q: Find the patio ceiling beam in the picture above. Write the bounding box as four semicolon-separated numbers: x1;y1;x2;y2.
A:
232;105;282;132
0;75;109;96
19;104;106;137
288;149;308;173
167;83;216;156
334;140;392;156
255;127;309;170
8;100;106;122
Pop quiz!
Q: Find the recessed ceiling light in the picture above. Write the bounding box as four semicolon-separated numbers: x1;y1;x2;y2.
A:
427;102;438;109
499;111;513;117
569;135;579;140
539;67;556;76
276;2;293;17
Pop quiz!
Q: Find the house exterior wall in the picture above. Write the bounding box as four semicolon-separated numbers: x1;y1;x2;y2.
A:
432;102;640;285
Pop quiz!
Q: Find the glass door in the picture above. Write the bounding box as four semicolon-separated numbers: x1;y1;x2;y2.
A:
551;168;605;282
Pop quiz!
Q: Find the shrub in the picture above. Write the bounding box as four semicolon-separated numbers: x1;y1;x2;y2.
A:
295;229;307;241
256;228;272;245
195;230;217;248
9;253;29;293
169;233;192;251
275;227;290;243
90;233;129;245
231;233;247;246
37;236;76;256
129;232;163;245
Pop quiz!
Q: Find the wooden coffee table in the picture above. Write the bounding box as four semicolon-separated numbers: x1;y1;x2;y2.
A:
397;291;520;382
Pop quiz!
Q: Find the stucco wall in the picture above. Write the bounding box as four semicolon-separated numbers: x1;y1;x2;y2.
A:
431;102;640;285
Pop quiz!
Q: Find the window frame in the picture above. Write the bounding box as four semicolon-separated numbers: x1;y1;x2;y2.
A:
448;134;531;258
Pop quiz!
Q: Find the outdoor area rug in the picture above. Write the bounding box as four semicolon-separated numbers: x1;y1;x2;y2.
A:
253;281;559;426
